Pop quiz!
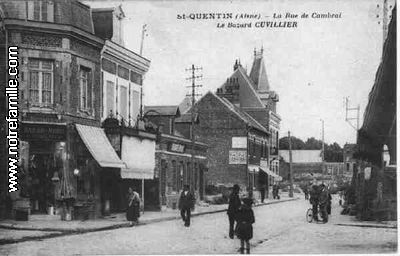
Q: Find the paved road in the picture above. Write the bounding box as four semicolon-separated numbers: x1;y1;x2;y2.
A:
0;197;397;255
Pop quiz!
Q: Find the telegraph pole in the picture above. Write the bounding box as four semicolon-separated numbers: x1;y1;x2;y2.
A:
288;131;294;198
139;24;147;119
186;65;202;191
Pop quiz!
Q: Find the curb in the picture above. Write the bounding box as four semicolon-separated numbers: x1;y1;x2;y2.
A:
0;197;299;245
335;223;397;229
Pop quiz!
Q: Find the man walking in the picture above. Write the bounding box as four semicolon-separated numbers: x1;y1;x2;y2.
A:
227;184;241;239
178;184;195;227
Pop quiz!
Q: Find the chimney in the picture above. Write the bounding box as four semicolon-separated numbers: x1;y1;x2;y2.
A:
233;59;239;71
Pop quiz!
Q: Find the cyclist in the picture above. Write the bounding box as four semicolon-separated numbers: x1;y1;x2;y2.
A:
309;180;320;221
319;183;330;223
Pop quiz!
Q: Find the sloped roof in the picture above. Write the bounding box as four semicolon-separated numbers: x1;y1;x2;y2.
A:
216;94;269;134
178;96;192;114
249;55;271;91
143;105;180;117
279;150;323;163
175;113;199;123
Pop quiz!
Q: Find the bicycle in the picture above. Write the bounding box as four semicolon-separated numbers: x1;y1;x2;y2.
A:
306;205;328;223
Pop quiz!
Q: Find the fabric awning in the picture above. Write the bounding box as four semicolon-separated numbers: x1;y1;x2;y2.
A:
121;136;155;179
259;167;282;181
248;165;259;173
75;124;126;168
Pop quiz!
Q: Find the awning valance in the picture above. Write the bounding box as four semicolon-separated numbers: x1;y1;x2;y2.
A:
248;165;259;173
75;124;126;168
121;136;155;179
259;167;283;181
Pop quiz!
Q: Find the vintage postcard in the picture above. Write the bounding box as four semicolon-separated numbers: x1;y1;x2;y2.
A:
0;0;397;255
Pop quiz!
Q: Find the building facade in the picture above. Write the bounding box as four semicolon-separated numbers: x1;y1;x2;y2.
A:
144;105;208;209
0;0;130;220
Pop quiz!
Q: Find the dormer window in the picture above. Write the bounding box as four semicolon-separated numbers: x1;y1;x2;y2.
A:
27;1;54;22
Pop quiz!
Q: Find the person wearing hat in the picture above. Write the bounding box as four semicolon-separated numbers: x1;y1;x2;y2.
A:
178;184;195;227
235;198;255;254
227;184;241;239
319;183;329;223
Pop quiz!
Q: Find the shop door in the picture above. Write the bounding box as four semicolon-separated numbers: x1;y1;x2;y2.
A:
30;152;56;214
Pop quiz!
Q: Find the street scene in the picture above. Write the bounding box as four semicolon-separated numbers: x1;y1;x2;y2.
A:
0;0;397;255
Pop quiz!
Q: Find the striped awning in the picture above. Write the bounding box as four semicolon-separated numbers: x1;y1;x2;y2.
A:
75;124;126;168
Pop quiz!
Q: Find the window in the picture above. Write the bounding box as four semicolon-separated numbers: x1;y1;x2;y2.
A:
119;86;128;121
106;81;115;116
172;160;177;191
79;67;92;111
177;162;184;191
28;59;53;106
28;1;54;22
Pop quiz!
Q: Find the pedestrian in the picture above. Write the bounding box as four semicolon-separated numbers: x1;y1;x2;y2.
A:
227;184;241;239
126;187;141;225
235;198;255;254
304;187;309;200
178;184;195;227
327;187;332;215
309;181;320;221
319;183;329;223
259;184;266;203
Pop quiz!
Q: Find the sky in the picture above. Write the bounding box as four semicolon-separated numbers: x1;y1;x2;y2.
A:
85;0;394;146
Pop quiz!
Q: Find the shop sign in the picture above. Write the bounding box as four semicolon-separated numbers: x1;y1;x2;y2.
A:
21;124;66;141
232;137;247;149
364;167;371;180
229;150;246;164
169;143;185;153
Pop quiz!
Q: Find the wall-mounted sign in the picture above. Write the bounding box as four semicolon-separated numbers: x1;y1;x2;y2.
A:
169;143;185;153
229;150;246;164
232;137;247;149
20;123;66;141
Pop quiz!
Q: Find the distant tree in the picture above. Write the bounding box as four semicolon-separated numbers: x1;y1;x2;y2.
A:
304;137;322;150
279;136;306;150
324;142;343;162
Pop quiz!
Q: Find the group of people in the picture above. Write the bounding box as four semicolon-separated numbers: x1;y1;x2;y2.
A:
308;181;332;223
126;185;196;227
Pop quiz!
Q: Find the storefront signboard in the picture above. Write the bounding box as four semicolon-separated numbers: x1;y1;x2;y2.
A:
229;150;246;164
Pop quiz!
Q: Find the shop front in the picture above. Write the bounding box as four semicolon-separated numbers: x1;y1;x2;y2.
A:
18;122;68;216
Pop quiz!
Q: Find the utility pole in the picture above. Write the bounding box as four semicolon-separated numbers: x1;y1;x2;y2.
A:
139;24;147;119
288;131;294;198
186;65;202;192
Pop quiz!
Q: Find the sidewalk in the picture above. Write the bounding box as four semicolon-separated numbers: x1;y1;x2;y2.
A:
0;195;299;245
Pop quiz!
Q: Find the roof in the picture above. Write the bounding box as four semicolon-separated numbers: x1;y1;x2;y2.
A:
175;113;199;123
279;150;323;163
178;96;192;114
143;105;180;117
249;54;271;91
215;93;269;134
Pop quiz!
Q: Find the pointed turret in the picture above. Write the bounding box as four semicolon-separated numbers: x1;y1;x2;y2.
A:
249;47;270;91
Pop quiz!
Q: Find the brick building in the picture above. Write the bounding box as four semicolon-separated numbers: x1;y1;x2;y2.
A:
0;0;130;220
215;49;282;193
177;92;273;201
144;106;208;210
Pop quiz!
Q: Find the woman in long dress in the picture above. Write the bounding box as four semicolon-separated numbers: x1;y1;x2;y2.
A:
126;187;141;225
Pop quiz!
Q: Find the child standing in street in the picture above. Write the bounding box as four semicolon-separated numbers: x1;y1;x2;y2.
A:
235;198;255;254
